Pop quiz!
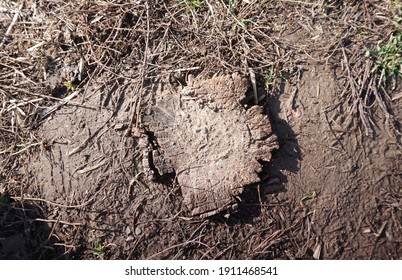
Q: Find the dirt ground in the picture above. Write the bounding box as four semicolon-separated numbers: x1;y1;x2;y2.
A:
0;0;401;259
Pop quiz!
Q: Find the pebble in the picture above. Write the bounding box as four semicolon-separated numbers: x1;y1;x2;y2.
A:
135;226;142;236
126;235;134;242
125;226;131;235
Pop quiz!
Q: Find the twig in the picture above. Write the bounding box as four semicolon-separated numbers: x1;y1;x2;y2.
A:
146;235;206;260
11;174;110;209
0;3;23;48
132;0;150;130
371;81;399;138
253;211;313;254
76;158;110;174
342;48;372;135
53;243;76;249
278;0;334;8
35;218;83;227
11;196;93;209
171;66;201;73
29;90;81;129
9;142;41;156
2;84;97;109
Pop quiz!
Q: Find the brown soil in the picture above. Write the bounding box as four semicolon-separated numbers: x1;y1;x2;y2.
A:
0;0;401;259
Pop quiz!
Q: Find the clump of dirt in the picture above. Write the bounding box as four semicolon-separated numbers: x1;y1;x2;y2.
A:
139;73;278;217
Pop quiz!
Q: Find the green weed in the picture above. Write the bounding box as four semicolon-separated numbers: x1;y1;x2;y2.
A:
300;191;317;205
179;0;203;10
366;31;402;86
228;0;236;10
63;81;76;92
264;64;275;89
93;239;104;258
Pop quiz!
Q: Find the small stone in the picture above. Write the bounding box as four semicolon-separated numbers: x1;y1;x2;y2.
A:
125;226;131;235
135;226;142;236
126;235;134;242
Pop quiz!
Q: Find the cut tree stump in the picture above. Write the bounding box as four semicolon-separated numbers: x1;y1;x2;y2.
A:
140;73;278;218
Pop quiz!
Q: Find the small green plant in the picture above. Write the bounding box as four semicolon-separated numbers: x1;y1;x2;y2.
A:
264;64;275;89
93;239;104;258
179;0;203;10
366;31;402;86
300;191;317;205
228;0;236;11
63;81;76;92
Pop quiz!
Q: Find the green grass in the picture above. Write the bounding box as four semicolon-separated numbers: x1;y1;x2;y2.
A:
93;239;104;258
179;0;203;10
367;30;402;86
228;0;236;10
264;64;275;89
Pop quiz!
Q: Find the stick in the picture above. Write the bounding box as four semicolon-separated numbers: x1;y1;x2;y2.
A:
135;0;150;129
29;90;81;129
0;3;23;48
35;218;83;227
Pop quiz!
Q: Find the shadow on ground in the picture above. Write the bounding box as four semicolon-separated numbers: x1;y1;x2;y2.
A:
214;82;301;225
0;199;64;259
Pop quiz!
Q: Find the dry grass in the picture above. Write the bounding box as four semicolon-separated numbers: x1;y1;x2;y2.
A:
1;0;400;259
